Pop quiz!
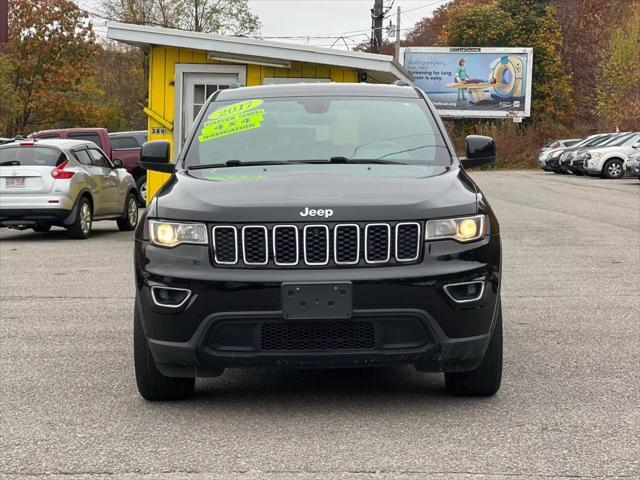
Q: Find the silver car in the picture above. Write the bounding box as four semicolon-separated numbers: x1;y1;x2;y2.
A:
626;148;640;181
0;139;139;238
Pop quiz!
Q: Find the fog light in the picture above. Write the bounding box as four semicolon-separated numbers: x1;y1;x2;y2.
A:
443;281;485;303
150;286;191;308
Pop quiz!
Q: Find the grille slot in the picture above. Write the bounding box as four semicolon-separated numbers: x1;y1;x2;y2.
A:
261;321;375;351
395;222;421;262
303;225;329;265
273;225;299;265
212;226;238;264
365;224;391;264
212;222;422;267
334;224;360;265
242;226;268;265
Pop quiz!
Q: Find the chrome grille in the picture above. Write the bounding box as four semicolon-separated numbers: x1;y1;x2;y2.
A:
273;225;298;266
395;223;421;262
365;224;391;263
304;225;329;265
212;226;238;264
334;224;359;265
211;222;422;268
242;226;268;265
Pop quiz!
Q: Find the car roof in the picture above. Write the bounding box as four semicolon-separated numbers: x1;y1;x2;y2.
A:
0;139;99;150
216;82;421;101
32;127;107;135
109;130;147;137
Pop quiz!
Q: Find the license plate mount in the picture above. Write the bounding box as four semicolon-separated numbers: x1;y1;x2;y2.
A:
6;177;26;188
281;282;352;320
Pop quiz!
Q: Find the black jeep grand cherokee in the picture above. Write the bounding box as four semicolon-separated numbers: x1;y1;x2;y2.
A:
135;83;502;400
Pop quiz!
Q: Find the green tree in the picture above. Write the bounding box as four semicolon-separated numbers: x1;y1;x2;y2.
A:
0;53;18;135
595;7;640;130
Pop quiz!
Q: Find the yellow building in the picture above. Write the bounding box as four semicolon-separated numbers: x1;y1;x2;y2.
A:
106;22;412;200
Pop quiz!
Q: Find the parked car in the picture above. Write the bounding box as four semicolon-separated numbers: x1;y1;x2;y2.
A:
109;131;148;204
133;83;503;400
537;138;581;170
0;138;15;145
545;134;613;173
580;132;640;178
31;128;147;205
561;133;627;175
0;139;139;238
625;147;640;181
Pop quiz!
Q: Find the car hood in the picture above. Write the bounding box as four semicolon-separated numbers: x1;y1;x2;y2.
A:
154;164;478;223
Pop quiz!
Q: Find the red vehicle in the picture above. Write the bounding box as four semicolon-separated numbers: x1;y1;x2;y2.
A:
31;128;148;204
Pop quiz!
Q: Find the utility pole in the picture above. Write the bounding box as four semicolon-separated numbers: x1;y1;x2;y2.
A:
394;5;401;61
371;0;384;54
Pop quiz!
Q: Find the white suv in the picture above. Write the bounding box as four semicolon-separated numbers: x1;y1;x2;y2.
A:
582;133;640;179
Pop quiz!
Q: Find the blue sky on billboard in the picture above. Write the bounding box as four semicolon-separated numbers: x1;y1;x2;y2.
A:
76;0;448;50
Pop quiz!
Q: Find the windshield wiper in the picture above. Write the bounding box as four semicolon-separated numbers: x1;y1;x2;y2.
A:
328;156;407;165
188;160;296;169
188;158;408;169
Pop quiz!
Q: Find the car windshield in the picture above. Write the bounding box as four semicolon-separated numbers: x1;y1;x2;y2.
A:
600;133;634;147
0;146;66;167
183;96;451;170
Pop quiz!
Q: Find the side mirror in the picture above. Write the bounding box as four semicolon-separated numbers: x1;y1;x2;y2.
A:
632;142;640;149
140;140;174;173
460;135;496;169
112;158;124;168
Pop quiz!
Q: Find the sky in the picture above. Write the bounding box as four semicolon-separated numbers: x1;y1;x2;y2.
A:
80;0;449;51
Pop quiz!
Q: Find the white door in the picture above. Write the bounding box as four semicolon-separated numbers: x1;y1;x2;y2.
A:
183;73;239;144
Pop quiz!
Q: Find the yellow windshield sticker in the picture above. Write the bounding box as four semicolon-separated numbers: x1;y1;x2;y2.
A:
198;99;266;143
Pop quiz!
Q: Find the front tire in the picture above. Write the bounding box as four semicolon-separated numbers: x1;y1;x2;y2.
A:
134;302;195;401
445;302;503;397
67;197;92;239
602;159;624;179
117;193;139;231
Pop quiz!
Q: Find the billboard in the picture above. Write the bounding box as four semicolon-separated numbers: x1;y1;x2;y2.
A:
400;47;533;119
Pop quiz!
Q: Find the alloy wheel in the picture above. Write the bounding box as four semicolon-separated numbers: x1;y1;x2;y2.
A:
80;203;91;235
128;197;138;226
608;162;622;177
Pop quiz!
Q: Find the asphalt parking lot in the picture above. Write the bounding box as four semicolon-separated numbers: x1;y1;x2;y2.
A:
1;171;638;480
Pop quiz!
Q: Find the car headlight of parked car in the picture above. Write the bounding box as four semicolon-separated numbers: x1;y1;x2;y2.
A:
149;220;208;248
425;215;486;243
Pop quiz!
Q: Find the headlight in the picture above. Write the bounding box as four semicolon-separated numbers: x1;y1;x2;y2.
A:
425;215;486;243
149;220;208;248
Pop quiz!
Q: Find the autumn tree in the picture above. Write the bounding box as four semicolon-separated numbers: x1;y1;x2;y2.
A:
553;0;631;122
595;7;640;130
95;45;147;130
0;54;18;134
1;0;117;136
442;0;575;122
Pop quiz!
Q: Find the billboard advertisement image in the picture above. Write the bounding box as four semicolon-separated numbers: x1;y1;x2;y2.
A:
401;47;533;119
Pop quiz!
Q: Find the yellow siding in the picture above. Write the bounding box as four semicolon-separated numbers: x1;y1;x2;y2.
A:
145;48;359;203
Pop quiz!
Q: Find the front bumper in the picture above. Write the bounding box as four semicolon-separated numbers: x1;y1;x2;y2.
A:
135;233;502;377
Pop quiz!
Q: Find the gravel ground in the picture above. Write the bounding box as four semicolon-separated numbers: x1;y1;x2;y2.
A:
1;171;639;479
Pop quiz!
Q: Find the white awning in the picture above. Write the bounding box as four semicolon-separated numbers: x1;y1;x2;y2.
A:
106;22;413;85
